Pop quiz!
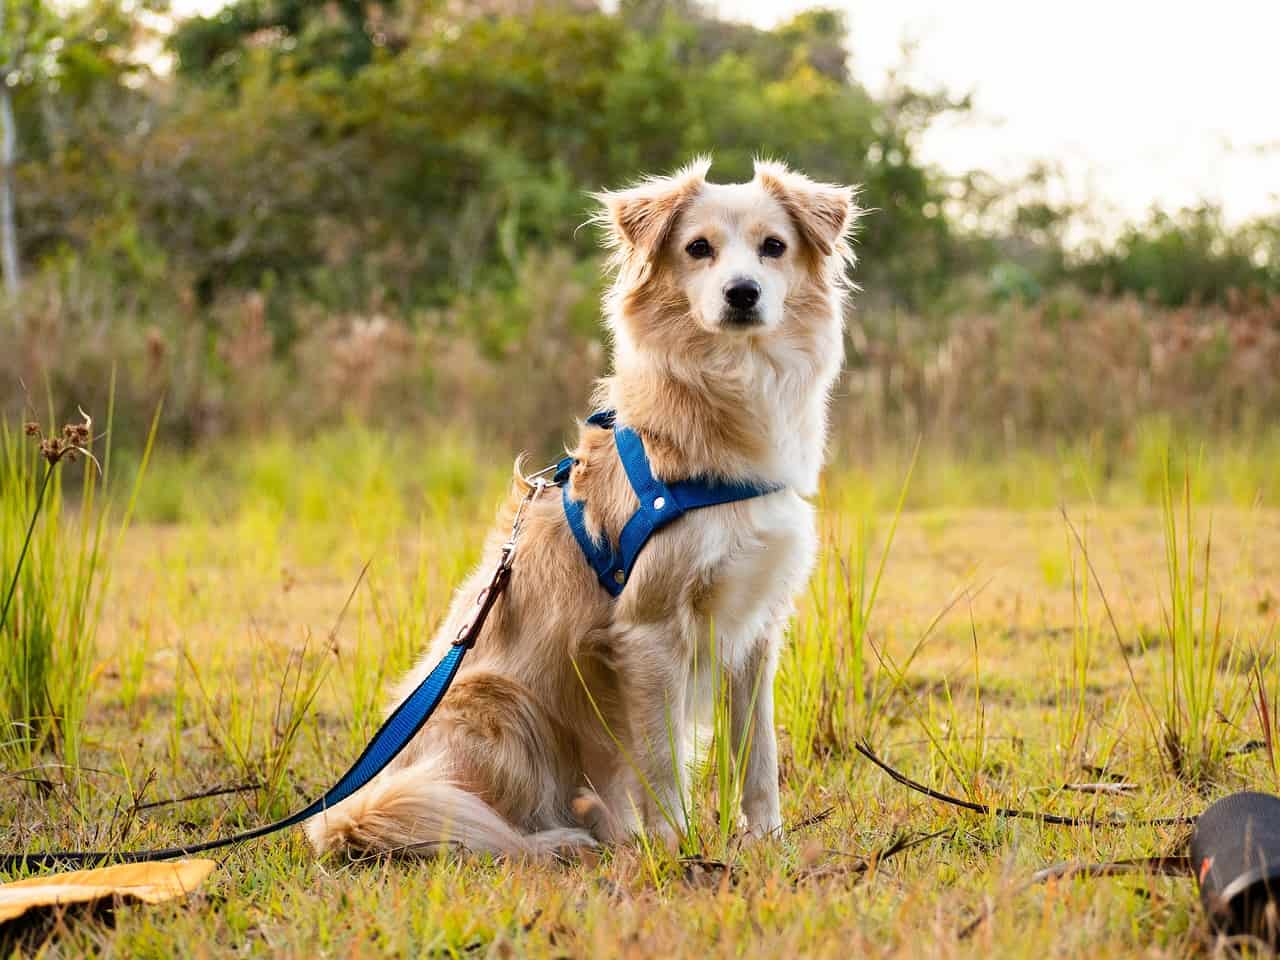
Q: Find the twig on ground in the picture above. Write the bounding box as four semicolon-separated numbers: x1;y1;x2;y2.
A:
1059;782;1139;795
1080;763;1129;782
792;828;952;886
786;806;834;835
855;741;1194;827
1225;739;1267;758
135;780;265;812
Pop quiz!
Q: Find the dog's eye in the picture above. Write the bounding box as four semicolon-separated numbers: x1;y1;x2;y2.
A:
685;238;713;260
760;236;787;258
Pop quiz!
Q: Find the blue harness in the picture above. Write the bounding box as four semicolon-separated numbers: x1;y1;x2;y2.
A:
554;410;783;597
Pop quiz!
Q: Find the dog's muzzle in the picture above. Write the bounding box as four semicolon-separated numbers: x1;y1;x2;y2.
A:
722;278;762;328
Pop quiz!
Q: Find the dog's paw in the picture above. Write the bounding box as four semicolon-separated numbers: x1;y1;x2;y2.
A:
572;788;616;841
741;808;783;844
526;827;599;859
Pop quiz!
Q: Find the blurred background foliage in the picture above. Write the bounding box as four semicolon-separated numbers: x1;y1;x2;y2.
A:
2;0;1278;460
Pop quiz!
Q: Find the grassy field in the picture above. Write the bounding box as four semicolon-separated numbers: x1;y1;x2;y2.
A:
2;427;1279;957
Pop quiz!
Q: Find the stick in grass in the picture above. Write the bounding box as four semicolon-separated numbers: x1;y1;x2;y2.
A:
855;741;1195;827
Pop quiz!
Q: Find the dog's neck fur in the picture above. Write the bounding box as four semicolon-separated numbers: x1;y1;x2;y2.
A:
597;294;844;497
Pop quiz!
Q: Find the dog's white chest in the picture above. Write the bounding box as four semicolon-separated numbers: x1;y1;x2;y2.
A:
686;492;816;668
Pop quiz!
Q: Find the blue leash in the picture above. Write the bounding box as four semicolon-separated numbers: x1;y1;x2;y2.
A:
0;482;545;873
0;644;469;871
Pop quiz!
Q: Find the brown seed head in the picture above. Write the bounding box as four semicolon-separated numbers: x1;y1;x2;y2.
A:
26;411;95;466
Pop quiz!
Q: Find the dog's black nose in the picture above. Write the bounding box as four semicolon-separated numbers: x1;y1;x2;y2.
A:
724;279;760;310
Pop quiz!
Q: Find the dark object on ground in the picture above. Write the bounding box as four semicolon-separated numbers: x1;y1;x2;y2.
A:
1192;791;1280;946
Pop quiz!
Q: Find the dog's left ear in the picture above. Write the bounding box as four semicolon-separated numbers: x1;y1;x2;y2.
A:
754;160;858;258
595;158;710;261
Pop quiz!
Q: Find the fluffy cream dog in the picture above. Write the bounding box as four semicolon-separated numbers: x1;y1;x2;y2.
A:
306;159;858;857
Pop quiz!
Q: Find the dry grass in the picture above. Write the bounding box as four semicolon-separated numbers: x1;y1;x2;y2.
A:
5;277;1280;463
1;438;1278;957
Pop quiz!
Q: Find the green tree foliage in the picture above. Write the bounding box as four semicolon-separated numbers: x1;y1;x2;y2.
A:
1071;205;1279;306
23;1;962;323
171;0;398;81
7;0;158;286
13;0;1274;336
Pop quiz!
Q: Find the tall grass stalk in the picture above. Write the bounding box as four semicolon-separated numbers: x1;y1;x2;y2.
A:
0;437;53;766
692;628;763;858
0;398;158;774
182;627;331;819
0;460;52;635
0;418;106;771
1251;648;1279;792
1049;522;1096;777
1156;457;1249;783
779;448;915;767
848;444;917;712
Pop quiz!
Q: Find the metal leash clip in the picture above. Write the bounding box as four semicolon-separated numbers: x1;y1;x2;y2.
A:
453;476;548;648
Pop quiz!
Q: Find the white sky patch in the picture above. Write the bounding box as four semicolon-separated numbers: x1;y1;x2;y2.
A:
714;0;1279;225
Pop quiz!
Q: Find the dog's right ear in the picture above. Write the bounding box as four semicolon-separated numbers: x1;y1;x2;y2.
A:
595;158;710;261
754;160;858;259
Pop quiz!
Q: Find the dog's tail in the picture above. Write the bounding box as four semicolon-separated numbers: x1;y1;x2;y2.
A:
304;754;591;859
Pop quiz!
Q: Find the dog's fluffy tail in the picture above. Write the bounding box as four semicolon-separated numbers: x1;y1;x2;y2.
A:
304;757;592;859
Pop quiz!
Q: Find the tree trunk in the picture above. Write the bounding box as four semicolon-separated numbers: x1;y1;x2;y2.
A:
0;82;21;302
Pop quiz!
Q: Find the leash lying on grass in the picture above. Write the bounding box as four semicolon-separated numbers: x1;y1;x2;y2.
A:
0;479;550;874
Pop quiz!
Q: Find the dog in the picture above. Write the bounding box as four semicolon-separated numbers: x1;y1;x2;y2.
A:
305;158;858;857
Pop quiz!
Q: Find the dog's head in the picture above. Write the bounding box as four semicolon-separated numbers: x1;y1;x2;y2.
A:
596;159;858;343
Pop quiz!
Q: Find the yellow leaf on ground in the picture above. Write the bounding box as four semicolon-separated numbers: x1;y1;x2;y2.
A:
0;859;216;925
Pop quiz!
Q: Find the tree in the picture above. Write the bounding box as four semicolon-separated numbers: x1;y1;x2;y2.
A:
0;0;44;299
1;0;154;309
171;0;401;82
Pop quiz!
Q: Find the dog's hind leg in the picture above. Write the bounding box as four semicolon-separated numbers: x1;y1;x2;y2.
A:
307;671;593;858
304;755;591;857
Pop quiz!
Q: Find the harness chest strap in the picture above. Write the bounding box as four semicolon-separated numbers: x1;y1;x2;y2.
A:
555;410;784;597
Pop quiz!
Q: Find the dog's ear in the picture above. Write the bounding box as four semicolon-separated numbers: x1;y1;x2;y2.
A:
754;160;858;258
595;158;710;260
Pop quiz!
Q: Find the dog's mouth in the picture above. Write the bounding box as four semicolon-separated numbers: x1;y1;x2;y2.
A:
721;307;763;330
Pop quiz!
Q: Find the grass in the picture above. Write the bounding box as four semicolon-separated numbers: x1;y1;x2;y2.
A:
1153;460;1252;784
0;402;155;775
2;424;1279;956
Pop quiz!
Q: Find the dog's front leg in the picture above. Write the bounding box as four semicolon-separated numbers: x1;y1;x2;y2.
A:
731;631;782;839
612;621;690;847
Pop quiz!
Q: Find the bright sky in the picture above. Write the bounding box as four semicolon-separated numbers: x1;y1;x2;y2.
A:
716;0;1280;225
